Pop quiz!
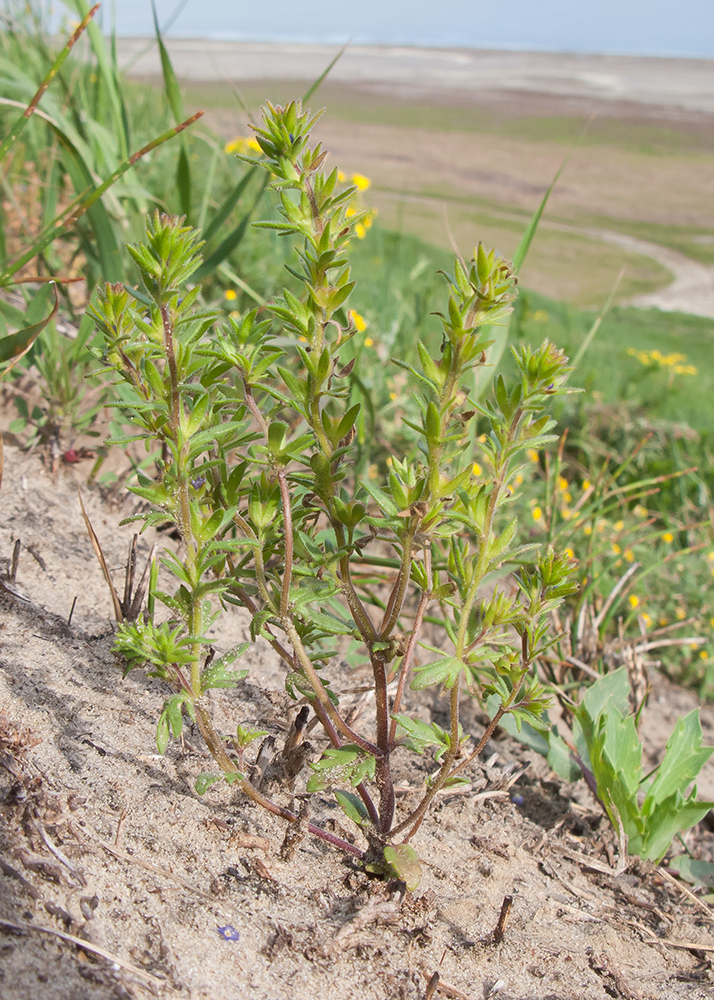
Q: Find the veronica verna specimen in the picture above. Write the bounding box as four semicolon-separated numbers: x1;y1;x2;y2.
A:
92;100;578;885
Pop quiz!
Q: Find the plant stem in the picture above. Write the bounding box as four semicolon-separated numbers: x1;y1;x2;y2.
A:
371;650;394;834
378;520;417;638
388;582;431;745
390;679;461;840
195;697;363;858
283;619;381;757
276;468;293;616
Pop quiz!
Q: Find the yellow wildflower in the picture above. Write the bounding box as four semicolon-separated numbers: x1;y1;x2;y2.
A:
563;492;572;504
582;479;591;491
349;310;367;333
514;473;523;486
532;507;543;521
558;476;568;491
472;463;482;476
355;223;366;239
700;650;709;659
526;448;539;463
561;509;573;519
634;505;648;518
364;337;374;347
224;136;261;155
614;520;624;531
706;551;714;563
659;617;668;627
710;617;714;629
564;548;575;559
624;549;635;562
662;532;674;543
641;612;652;628
676;608;686;620
612;543;621;555
584;524;593;535
337;169;346;182
628;595;640;609
224;289;237;301
389;392;397;401
352;173;371;191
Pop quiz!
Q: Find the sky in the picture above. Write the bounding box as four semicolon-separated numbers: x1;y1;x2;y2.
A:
55;0;714;58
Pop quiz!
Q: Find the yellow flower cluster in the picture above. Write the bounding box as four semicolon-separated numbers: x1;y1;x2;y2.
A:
224;136;262;155
627;347;697;376
338;171;376;239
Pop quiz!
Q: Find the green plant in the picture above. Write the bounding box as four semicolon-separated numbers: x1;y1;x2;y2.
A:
6;309;110;456
91;101;580;882
545;668;714;863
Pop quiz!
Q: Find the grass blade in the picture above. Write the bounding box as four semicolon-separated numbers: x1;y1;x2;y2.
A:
202;167;256;243
571;268;624;369
0;282;58;376
302;44;347;102
151;0;192;220
0;4;99;168
65;0;129;159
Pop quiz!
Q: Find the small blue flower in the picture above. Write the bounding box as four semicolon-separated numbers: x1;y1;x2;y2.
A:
191;475;206;490
217;924;240;942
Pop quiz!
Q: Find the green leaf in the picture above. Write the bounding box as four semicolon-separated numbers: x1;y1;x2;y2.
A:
670;856;714;887
383;844;422;891
644;710;714;809
392;714;448;754
411;656;464;691
156;710;170;754
297;605;355;637
195;772;224;795
334;789;370;827
0;284;58;373
640;792;714;863
165;694;185;738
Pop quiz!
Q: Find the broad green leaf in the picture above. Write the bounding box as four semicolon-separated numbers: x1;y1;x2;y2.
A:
644;710;714;808
640;792;714;863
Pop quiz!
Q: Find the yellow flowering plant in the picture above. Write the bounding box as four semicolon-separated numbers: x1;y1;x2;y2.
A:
93;102;579;884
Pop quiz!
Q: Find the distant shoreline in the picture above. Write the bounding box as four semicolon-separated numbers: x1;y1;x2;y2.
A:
115;40;714;115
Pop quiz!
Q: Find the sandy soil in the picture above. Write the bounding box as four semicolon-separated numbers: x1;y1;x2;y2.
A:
2;440;714;1000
